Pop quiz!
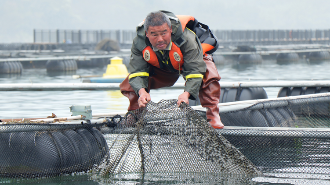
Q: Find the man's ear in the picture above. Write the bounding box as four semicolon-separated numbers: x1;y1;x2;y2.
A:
145;31;148;38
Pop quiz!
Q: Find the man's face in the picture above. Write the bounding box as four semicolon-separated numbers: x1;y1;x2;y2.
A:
146;23;172;50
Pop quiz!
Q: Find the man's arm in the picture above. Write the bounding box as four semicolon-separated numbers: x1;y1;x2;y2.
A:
138;88;151;108
128;44;150;97
177;91;190;106
180;28;206;100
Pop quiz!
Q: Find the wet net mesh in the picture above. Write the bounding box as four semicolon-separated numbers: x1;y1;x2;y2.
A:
217;93;330;174
95;94;330;177
94;99;261;176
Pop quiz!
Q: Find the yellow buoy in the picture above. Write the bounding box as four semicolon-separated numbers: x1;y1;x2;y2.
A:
103;57;129;78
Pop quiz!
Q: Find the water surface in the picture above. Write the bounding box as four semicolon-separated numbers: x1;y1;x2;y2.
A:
2;59;330;119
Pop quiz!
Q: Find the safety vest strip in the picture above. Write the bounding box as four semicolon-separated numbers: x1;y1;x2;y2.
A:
185;74;203;80
201;43;215;56
129;72;149;79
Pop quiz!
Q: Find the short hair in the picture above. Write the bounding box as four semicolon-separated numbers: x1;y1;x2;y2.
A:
144;11;171;31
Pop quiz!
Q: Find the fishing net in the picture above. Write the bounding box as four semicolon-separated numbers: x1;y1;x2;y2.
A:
94;99;261;176
217;93;330;174
95;93;330;177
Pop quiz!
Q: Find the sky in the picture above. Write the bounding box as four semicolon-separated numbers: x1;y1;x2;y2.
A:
1;0;330;43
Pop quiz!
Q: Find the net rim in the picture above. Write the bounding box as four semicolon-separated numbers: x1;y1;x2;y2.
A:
218;126;330;138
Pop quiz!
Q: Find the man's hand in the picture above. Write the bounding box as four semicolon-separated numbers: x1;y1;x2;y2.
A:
138;88;151;108
177;91;190;106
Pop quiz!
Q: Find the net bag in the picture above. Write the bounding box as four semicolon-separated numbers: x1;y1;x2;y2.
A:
95;99;261;176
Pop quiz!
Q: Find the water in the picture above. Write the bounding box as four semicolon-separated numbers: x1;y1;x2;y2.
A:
1;59;330;184
2;59;330;119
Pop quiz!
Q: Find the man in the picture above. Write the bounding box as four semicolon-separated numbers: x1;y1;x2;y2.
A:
120;10;224;129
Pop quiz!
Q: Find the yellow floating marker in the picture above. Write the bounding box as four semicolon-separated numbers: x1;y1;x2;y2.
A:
84;57;129;83
103;57;129;79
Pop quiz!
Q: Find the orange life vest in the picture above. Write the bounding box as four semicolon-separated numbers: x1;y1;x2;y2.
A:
142;43;184;71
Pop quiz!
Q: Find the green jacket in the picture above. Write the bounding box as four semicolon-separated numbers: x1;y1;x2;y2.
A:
128;10;206;99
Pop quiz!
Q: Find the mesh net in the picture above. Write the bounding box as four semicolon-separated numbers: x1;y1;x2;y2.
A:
93;99;261;176
216;93;330;174
219;128;330;174
95;93;330;177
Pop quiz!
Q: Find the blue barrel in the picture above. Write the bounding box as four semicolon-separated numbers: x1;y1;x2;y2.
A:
46;60;77;72
238;54;262;64
278;86;330;116
0;61;23;74
308;51;330;61
276;53;299;63
0;126;108;177
77;58;107;68
189;87;268;106
220;107;296;127
278;86;330;97
220;87;268;103
212;54;226;65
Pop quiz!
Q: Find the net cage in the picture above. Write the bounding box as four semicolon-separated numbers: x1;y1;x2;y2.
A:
97;93;330;176
1;93;330;178
216;93;330;174
94;99;261;176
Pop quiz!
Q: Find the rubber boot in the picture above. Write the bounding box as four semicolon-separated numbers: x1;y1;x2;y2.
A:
206;105;224;129
199;55;224;129
119;76;140;111
199;81;224;129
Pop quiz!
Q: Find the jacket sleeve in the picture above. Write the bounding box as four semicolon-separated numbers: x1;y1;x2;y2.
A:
128;43;150;96
180;29;206;99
